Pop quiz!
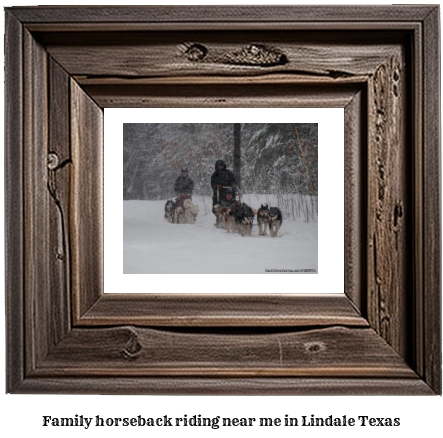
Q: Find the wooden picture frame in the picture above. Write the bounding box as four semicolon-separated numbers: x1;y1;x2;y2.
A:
5;5;441;394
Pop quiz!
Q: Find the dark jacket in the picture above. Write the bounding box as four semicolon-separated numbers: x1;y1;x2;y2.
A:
211;160;237;193
174;174;194;195
218;191;237;208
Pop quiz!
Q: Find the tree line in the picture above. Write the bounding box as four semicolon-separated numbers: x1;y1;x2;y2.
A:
123;123;318;201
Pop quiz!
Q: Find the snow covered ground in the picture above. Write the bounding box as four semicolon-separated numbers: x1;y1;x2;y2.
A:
124;195;318;274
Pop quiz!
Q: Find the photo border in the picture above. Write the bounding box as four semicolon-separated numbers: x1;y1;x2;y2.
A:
106;109;342;288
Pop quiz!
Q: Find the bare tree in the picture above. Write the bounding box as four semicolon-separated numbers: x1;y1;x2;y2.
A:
233;123;241;188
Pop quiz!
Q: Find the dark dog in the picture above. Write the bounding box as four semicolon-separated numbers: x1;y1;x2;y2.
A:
230;203;245;235
240;203;255;236
164;199;176;223
228;202;255;236
257;204;270;236
268;206;283;237
224;202;240;233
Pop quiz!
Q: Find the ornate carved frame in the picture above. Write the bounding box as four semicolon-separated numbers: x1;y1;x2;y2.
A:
5;6;441;394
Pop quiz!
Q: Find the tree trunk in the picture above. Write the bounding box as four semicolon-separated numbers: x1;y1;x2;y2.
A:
233;123;241;188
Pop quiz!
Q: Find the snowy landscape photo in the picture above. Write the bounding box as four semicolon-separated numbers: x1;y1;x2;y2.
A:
123;123;318;275
103;108;344;294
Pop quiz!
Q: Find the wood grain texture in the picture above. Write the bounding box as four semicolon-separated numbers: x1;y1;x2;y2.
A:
4;5;441;394
79;294;366;327
4;10;24;393
42;33;400;79
23;29;50;371
344;90;366;313
411;17;425;383
48;58;72;345
422;7;442;394
37;326;415;377
8;5;437;23
13;376;434;396
70;81;104;321
366;50;409;358
82;83;362;108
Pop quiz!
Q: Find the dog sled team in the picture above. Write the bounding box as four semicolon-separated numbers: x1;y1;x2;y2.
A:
164;196;199;225
164;160;283;237
214;200;282;238
164;167;200;224
211;160;282;237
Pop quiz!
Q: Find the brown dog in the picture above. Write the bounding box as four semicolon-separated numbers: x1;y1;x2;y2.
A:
224;204;238;233
213;204;228;229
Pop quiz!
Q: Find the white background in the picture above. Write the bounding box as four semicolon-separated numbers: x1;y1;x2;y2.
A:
105;108;343;293
1;1;442;437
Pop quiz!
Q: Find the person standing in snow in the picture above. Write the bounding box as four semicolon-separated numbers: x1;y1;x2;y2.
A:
174;167;194;201
211;160;237;212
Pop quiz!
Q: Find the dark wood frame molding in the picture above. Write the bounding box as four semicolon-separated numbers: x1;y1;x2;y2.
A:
5;5;441;394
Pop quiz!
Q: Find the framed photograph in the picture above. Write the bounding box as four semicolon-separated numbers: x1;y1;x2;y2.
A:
5;5;441;394
104;108;343;296
118;116;322;276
